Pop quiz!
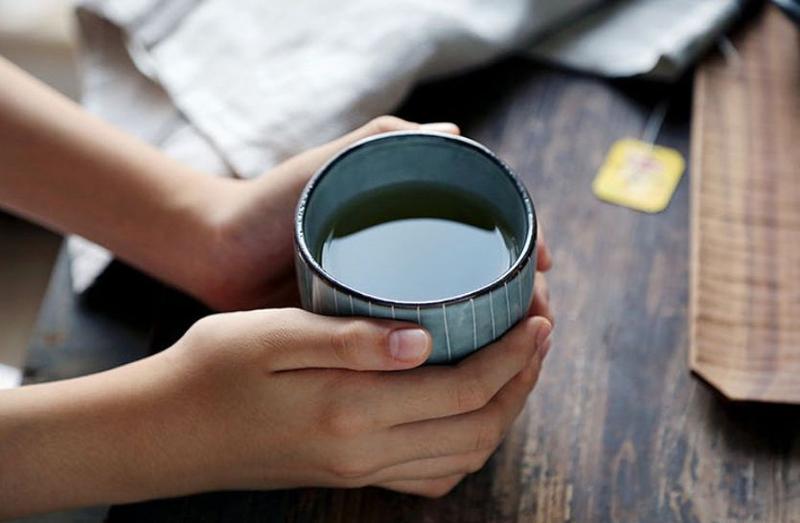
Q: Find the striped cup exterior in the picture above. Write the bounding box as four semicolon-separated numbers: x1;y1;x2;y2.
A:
295;246;536;363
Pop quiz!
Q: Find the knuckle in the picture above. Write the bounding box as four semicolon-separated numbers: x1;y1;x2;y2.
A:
465;453;490;474
329;324;362;363
330;320;387;367
188;314;223;339
369;115;405;133
336;475;370;489
473;420;503;451
326;455;375;481
454;372;492;413
422;477;462;498
182;314;230;355
321;403;369;438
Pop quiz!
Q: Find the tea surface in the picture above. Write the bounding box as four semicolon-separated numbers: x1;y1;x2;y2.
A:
318;182;516;302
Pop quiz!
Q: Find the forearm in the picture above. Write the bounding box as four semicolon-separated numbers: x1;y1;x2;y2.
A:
0;350;219;518
0;56;228;294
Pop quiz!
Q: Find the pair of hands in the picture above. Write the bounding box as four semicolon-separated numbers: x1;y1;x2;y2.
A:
0;118;554;517
0;56;555;514
140;117;554;498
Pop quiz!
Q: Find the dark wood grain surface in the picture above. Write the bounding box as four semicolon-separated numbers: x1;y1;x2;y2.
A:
22;52;800;522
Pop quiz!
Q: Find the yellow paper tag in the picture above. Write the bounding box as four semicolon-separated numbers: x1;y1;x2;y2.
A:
593;138;685;213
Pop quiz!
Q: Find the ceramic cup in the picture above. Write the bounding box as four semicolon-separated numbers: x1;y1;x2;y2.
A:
294;131;537;364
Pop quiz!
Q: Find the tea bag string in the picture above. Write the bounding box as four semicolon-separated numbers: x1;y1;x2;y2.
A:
641;36;739;150
641;98;669;151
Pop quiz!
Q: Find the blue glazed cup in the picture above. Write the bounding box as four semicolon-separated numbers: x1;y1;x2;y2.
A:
294;131;537;364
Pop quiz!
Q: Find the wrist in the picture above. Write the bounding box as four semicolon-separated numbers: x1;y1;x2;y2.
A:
183;177;265;310
0;350;221;517
157;173;240;306
96;347;230;500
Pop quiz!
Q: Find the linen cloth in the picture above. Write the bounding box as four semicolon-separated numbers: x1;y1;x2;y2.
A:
70;0;743;292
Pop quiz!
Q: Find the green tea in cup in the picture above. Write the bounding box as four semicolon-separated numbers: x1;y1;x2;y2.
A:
317;181;518;302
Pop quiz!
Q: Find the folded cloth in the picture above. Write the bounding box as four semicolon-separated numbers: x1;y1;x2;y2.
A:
69;0;741;293
527;0;745;80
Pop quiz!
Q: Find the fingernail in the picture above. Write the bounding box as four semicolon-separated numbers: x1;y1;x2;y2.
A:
389;328;430;362
420;122;459;133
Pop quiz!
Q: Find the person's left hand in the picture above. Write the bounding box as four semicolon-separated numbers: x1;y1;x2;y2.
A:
192;116;553;318
189;116;452;310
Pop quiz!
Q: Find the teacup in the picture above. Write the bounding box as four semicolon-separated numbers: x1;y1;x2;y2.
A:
294;131;537;363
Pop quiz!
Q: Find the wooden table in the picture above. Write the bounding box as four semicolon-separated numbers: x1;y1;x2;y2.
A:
24;54;800;522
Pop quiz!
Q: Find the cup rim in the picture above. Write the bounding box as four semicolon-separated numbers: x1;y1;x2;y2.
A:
295;130;537;308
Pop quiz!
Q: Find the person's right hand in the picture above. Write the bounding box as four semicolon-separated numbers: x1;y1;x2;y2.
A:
156;307;553;499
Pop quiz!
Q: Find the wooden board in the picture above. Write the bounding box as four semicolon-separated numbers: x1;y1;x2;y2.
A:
690;6;800;403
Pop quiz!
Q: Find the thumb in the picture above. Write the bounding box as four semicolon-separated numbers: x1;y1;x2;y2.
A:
261;308;432;372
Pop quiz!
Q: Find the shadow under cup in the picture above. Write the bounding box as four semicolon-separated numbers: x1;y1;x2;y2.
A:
295;131;537;364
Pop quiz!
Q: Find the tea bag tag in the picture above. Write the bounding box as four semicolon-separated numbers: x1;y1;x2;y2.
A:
593;101;685;213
